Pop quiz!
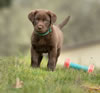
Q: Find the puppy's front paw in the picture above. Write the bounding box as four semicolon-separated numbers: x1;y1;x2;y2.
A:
47;63;55;71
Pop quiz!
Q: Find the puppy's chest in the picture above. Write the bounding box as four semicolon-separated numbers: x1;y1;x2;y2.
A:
38;38;48;45
33;38;52;53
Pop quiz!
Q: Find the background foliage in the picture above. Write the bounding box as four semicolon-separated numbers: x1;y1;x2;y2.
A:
0;0;100;56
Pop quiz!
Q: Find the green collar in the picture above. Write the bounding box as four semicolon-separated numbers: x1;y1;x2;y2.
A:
35;28;52;36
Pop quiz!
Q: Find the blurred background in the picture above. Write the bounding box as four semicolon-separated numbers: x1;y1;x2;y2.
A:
0;0;100;66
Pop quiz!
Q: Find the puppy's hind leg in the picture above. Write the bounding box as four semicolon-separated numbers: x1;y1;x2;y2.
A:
38;54;43;67
55;48;61;65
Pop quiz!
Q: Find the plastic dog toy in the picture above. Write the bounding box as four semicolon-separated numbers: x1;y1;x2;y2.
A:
64;58;94;73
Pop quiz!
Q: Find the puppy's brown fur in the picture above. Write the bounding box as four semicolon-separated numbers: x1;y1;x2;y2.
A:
28;9;70;71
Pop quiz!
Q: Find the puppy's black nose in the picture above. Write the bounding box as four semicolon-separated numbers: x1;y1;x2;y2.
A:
38;25;43;30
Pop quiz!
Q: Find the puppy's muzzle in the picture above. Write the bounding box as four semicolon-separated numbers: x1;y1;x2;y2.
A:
37;25;43;30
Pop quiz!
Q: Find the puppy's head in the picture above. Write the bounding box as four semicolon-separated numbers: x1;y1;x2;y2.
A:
28;9;57;33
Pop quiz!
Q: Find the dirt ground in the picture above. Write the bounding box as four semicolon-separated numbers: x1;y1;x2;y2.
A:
58;43;100;68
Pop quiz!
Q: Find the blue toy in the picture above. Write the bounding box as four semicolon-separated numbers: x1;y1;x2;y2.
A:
64;58;94;73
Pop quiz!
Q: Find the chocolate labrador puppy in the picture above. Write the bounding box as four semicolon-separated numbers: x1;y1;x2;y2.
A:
28;9;70;71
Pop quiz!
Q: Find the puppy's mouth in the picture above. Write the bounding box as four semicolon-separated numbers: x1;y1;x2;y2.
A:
36;31;47;34
36;30;45;33
35;28;47;33
34;28;52;36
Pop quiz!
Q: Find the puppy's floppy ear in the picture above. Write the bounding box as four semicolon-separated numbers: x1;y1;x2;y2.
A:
47;11;57;24
28;10;37;22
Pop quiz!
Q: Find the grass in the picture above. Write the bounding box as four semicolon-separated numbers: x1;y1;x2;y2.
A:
0;54;100;93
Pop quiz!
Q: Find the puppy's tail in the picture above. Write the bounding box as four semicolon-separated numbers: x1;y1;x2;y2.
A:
58;16;70;29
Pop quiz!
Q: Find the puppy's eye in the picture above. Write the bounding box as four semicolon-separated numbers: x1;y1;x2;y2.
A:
43;20;49;24
35;18;40;23
35;19;39;23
